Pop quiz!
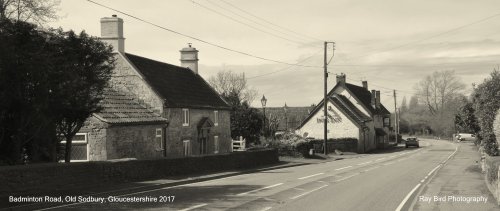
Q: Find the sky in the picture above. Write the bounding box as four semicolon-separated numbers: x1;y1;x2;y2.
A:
49;0;500;109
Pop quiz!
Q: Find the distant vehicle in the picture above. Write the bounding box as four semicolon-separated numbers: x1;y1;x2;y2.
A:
405;137;419;148
456;133;476;142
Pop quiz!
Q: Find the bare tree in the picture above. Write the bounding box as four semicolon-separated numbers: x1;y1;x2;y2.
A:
208;70;258;104
415;70;465;116
0;0;59;24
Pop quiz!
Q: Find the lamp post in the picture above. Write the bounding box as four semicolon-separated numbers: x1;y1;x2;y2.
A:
284;103;289;132
261;95;267;137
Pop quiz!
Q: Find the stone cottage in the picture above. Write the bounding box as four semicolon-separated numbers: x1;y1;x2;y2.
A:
68;15;231;161
296;73;392;153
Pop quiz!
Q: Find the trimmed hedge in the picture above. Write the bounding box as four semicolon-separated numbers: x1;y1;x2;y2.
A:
296;138;358;157
483;154;500;204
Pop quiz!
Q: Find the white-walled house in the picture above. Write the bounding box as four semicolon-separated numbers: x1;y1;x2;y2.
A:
296;74;392;153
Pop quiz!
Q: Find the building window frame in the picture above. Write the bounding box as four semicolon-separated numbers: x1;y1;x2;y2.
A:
182;108;190;126
183;140;191;157
214;136;219;154
155;128;164;150
60;133;89;162
214;110;219;126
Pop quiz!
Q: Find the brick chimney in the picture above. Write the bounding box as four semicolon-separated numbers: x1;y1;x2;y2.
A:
371;90;376;108
180;43;199;74
100;15;125;53
376;90;381;109
362;81;368;90
336;73;346;84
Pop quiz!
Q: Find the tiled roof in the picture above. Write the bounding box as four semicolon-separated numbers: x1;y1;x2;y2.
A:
93;88;168;124
124;53;229;109
344;83;391;115
330;94;372;125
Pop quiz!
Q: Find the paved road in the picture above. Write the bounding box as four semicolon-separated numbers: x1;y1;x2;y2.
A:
23;138;490;211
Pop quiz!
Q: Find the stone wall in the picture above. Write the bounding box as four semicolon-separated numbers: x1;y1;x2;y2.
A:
79;116;108;161
106;123;167;160
0;149;278;198
164;108;231;158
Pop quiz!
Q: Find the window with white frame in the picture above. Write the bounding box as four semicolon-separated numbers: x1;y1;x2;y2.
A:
214;136;219;153
60;133;89;161
183;140;191;156
155;128;163;150
214;110;219;126
182;108;190;126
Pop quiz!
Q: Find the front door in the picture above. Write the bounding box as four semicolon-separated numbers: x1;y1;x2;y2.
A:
199;128;209;154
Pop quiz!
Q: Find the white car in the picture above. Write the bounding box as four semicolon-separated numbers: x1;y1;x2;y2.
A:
456;133;476;142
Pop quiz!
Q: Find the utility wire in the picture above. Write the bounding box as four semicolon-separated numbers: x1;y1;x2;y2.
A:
191;0;307;45
218;0;323;42
86;0;321;68
204;0;316;45
342;11;500;61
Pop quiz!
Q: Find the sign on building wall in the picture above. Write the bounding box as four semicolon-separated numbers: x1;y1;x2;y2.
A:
316;106;343;124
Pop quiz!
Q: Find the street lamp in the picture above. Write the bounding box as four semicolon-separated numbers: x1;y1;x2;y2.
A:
284;103;289;131
261;95;267;136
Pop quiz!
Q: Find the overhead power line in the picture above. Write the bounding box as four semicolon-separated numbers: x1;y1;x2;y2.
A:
218;0;323;42
191;0;308;45
343;11;500;61
86;0;321;68
204;0;316;45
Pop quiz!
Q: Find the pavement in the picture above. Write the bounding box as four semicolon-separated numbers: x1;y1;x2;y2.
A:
412;141;499;211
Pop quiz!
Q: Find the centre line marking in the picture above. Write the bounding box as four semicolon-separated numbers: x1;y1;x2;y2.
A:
298;173;324;180
335;166;352;170
261;207;272;211
357;161;372;165
179;203;208;211
290;184;328;199
375;158;385;161
336;173;359;182
236;183;283;196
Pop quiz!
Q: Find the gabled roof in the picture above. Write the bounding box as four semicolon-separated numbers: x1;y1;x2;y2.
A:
94;88;168;125
329;82;391;116
297;94;372;129
124;53;229;110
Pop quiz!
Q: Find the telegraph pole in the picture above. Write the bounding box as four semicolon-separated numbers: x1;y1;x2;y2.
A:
323;41;335;155
393;90;398;143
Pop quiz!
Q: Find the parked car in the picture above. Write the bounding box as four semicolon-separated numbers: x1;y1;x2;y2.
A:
456;133;476;142
405;137;419;148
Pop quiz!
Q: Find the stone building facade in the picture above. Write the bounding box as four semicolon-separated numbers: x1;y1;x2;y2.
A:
70;15;231;161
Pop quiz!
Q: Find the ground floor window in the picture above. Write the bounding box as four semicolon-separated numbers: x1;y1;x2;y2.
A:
214;136;219;154
60;133;88;161
156;128;164;150
183;140;191;157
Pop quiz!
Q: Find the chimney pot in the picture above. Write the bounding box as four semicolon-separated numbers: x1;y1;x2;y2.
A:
336;73;346;84
100;15;125;53
376;91;381;109
371;90;376;108
362;81;368;89
180;44;199;74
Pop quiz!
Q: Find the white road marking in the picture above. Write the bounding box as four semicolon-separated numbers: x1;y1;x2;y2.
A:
298;173;324;180
293;187;305;191
179;203;208;211
364;166;380;172
290;184;328;199
395;184;421;211
375;158;386;161
427;165;441;177
335;166;352;170
336;173;359;182
383;162;395;166
316;180;328;184
260;206;273;211
357;161;372;165
236;183;284;196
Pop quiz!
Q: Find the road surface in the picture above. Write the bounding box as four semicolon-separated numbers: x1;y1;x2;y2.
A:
12;139;497;211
